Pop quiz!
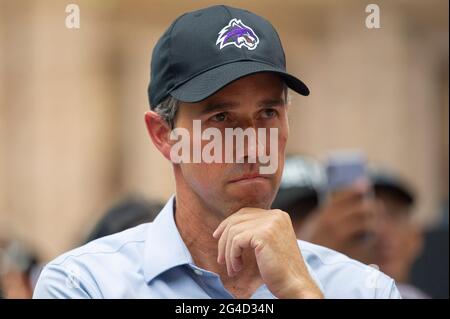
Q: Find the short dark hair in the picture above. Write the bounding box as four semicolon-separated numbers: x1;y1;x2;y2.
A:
85;197;164;243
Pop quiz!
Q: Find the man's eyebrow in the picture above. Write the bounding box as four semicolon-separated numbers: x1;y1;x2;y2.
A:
199;101;240;115
258;98;286;107
199;98;285;115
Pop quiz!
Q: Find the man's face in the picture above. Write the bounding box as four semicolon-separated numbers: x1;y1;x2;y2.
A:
172;73;289;217
373;191;422;282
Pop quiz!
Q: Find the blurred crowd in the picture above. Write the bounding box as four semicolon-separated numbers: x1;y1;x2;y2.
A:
0;197;162;299
1;152;448;299
271;154;448;299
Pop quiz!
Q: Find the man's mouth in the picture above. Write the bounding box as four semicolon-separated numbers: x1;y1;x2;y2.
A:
229;173;268;183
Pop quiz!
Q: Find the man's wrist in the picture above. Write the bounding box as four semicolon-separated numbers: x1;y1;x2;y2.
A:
278;278;324;299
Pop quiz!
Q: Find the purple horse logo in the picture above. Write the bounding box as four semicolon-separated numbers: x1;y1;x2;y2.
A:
216;18;259;50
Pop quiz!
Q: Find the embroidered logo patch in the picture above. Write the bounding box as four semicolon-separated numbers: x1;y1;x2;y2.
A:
216;18;259;50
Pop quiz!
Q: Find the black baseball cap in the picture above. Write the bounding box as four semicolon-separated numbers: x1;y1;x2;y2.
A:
369;169;416;206
272;156;325;217
148;5;309;109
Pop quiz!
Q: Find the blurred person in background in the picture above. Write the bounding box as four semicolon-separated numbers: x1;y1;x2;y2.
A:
273;155;378;264
273;156;430;298
410;203;449;298
271;156;324;237
84;196;163;244
370;171;429;299
0;240;42;299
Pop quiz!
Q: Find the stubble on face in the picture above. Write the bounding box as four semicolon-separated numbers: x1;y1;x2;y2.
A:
172;73;289;218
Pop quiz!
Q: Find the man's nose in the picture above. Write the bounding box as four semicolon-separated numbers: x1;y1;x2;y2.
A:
234;117;258;163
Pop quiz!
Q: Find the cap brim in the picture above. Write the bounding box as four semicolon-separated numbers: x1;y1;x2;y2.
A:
373;180;415;205
169;60;309;103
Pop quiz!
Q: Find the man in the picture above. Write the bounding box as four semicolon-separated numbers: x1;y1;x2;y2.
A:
371;171;429;299
275;158;427;298
273;155;379;264
33;5;400;298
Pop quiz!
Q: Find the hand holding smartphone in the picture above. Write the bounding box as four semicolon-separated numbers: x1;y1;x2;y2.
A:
325;151;370;194
323;151;375;248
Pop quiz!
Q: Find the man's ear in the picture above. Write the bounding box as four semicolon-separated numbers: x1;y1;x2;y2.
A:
144;111;172;161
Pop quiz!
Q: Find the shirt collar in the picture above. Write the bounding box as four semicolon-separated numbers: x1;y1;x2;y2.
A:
143;195;194;282
143;196;323;297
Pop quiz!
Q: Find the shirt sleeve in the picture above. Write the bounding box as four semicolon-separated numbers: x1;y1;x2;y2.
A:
378;278;403;299
33;263;100;299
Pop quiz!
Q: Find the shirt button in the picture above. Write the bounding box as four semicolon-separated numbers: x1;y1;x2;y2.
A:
193;269;203;276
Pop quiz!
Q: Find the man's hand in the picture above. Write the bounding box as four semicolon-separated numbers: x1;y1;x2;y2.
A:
300;181;378;263
213;208;323;299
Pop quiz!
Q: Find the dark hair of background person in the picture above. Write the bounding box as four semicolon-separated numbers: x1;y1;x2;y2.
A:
0;240;40;299
273;189;319;223
84;197;164;244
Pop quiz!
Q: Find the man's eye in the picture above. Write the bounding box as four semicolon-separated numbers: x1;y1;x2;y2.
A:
210;112;228;122
261;108;278;119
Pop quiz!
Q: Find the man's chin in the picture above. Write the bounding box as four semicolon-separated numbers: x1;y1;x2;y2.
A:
224;186;274;212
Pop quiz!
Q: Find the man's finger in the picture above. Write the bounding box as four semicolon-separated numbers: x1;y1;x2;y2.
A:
217;218;254;265
213;210;259;239
225;227;235;276
229;231;254;273
225;223;252;276
339;212;376;241
217;222;232;264
328;180;371;204
341;199;376;224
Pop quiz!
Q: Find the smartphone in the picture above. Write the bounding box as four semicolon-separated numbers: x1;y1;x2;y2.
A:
323;151;374;243
325;151;368;193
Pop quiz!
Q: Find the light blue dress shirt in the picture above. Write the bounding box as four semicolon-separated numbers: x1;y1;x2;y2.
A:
33;196;401;299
